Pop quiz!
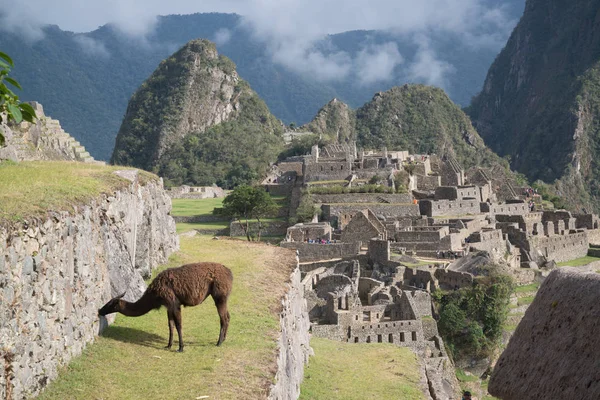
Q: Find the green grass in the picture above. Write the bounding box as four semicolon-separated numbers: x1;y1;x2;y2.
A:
517;296;534;306
299;338;424;400
0;161;156;225
38;235;297;400
514;282;539;293
456;369;479;383
170;197;225;217
557;256;600;267
175;221;230;234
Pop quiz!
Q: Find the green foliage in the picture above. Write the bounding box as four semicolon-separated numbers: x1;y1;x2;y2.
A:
222;185;277;241
295;195;321;223
434;271;514;360
394;169;410;193
0;51;37;145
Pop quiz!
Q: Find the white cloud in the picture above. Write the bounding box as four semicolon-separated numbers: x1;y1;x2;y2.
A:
0;0;518;86
355;43;404;85
407;35;455;91
73;36;110;58
214;28;232;46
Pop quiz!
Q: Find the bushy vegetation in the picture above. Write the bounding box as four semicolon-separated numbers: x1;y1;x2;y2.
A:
294;195;321;223
222;185;277;241
433;270;514;360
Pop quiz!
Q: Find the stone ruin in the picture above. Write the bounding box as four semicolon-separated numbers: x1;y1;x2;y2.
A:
0;101;100;164
167;184;225;199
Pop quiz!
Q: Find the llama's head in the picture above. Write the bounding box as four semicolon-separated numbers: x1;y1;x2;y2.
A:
98;292;126;316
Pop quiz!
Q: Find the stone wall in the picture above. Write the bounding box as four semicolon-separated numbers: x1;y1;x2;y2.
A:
167;185;225;199
0;171;179;399
322;204;419;221
415;174;441;191
311;193;413;204
530;231;588;263
481;201;529;216
303;160;352;182
280;242;361;262
229;220;288;237
0;102;97;164
434;269;473;290
419;199;481;217
268;264;312;400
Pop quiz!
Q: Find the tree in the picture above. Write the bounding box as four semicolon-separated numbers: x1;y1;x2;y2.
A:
295;194;321;223
0;51;37;146
222;185;276;241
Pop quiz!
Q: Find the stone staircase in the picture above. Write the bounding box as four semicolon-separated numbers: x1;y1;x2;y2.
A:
40;118;99;164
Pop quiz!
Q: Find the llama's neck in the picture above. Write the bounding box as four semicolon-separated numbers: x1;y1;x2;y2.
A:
120;290;160;317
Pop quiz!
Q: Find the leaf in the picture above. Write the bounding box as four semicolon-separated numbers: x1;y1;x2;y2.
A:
7;104;22;124
5;77;21;90
0;60;10;70
0;51;14;68
19;102;36;118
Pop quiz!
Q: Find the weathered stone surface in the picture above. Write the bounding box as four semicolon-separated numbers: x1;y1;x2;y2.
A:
489;267;600;399
0;172;178;399
267;264;312;400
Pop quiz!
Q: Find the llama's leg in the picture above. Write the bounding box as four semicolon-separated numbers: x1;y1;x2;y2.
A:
174;306;184;352
215;298;230;346
166;310;175;349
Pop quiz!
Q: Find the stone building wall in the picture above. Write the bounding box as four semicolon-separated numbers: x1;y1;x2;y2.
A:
482;202;529;216
530;232;588;263
303;160;352;182
322;204;419;221
419;199;481;217
0;172;179;399
434;269;473;289
311;193;412;204
167;185;225;199
415;174;441;191
280;242;361;262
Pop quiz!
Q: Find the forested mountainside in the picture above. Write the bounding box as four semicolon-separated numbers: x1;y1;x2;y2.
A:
111;40;283;188
1;3;525;160
468;0;600;212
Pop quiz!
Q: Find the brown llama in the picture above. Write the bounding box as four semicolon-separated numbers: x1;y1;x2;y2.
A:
98;262;233;352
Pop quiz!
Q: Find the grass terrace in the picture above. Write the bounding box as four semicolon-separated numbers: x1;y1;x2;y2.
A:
38;235;297;400
170;197;225;217
299;338;424;399
0;161;156;225
556;255;600;267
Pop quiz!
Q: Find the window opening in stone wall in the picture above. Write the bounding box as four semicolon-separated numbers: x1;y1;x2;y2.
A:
412;331;417;341
389;334;393;343
366;336;371;343
400;332;405;342
363;311;370;321
354;337;359;343
378;334;382;343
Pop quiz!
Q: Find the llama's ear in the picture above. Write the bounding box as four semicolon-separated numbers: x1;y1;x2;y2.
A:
116;292;126;299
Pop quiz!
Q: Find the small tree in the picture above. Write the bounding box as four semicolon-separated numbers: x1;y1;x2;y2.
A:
0;51;37;146
222;185;276;241
295;195;321;223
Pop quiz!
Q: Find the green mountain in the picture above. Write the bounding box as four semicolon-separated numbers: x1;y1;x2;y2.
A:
468;0;600;212
355;85;505;170
112;40;283;188
1;6;525;160
302;98;356;143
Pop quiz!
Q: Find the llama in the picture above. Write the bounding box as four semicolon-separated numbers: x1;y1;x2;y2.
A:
98;262;233;352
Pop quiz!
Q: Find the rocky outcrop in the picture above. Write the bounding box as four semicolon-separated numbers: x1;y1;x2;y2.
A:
0;102;98;164
0;170;178;399
489;267;600;399
303;98;356;143
468;0;600;212
268;265;312;400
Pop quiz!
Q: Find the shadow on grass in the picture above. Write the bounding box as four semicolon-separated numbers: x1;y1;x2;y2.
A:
100;325;166;348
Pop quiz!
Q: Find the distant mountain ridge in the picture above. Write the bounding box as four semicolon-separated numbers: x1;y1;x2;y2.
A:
0;5;525;160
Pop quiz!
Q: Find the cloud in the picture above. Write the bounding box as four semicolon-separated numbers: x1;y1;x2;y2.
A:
0;0;518;86
213;28;232;46
407;36;455;91
73;36;110;58
355;43;404;85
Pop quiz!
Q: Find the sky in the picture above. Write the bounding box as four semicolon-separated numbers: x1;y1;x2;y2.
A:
0;0;520;88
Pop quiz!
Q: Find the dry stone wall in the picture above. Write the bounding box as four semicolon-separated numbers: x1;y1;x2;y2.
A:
0;171;178;399
268;265;312;400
